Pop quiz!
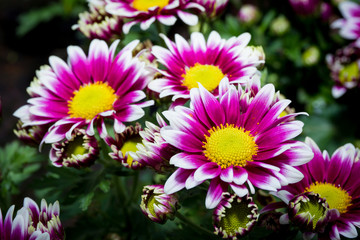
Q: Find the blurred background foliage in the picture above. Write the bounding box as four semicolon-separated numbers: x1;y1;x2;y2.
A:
0;0;359;239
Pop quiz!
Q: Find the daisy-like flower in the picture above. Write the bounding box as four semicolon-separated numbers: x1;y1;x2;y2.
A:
13;39;154;144
213;193;259;239
0;197;64;240
162;77;313;209
135;113;179;173
140;184;179;224
105;123;143;169
105;0;204;34
193;0;229;19
273;137;360;240
72;0;123;41
50;128;99;168
326;42;360;98
331;1;360;47
149;31;260;107
14;120;49;147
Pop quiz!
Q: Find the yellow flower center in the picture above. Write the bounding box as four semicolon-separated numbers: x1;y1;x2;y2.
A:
66;136;87;156
68;82;117;120
339;62;360;83
305;182;352;214
120;136;142;166
182;63;225;92
203;124;258;169
296;197;327;230
132;0;169;11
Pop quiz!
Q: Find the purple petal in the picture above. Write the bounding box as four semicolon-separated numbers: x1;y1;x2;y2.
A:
229;183;248;197
205;178;227;209
164;168;192;194
161;128;203;153
232;166;248;185
194;162;221;182
220;166;234;183
170;152;207;169
11;215;25;240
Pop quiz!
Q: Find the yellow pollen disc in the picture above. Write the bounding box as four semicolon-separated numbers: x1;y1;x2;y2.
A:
182;63;225;92
120;137;141;166
132;0;170;11
305;182;352;214
339;62;360;83
203;124;258;169
68;82;117;120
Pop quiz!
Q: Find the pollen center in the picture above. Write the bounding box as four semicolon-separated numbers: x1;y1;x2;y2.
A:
68;82;117;120
305;182;352;214
220;200;252;235
182;63;225;92
121;136;142;166
339;62;360;83
203;124;258;169
132;0;170;11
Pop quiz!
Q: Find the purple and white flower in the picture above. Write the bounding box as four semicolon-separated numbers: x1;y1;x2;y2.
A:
140;184;179;224
162;77;313;209
0;197;64;240
331;1;360;47
148;31;260;107
105;0;204;34
288;0;321;16
14;39;154;145
273;137;360;240
193;0;229;19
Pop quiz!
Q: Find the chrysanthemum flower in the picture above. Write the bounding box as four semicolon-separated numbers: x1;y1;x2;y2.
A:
288;0;321;16
237;4;261;25
325;43;360;98
273;137;360;240
135;113;179;173
193;0;228;19
331;1;360;47
50;128;99;168
72;0;123;41
148;31;260;107
162;77;313;209
105;0;204;34
105;123;143;169
14;39;154;144
14;120;49;147
213;193;259;239
140;184;179;224
0;197;64;240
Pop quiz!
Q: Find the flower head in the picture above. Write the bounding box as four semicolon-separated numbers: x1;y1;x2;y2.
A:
105;0;204;34
136;113;179;173
50;128;99;168
213;193;258;239
105;123;143;169
237;4;261;25
140;184;179;224
0;197;64;240
326;43;360;98
289;0;321;16
274;137;360;240
193;0;229;19
72;0;123;41
149;31;260;107
162;77;313;209
14;39;154;145
331;1;360;47
14;120;49;147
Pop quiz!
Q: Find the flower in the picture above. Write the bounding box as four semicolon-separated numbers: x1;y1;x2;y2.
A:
288;0;321;16
331;1;360;47
273;137;360;240
162;77;313;209
148;31;260;107
326;42;360;98
237;4;261;25
285;192;335;235
14;120;49;147
302;46;321;67
50;128;99;168
0;197;64;240
13;39;154;144
193;0;229;19
242;45;266;70
140;185;179;224
270;15;290;36
72;0;123;41
105;123;143;169
135;113;179;173
105;0;204;34
213;193;259;239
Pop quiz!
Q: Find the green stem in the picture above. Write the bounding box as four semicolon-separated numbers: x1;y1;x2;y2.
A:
176;211;215;237
156;20;166;36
